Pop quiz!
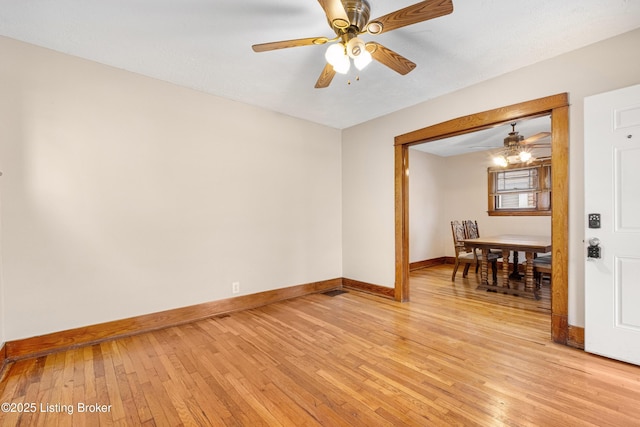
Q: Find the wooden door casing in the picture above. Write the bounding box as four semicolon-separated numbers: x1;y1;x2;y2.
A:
394;93;570;345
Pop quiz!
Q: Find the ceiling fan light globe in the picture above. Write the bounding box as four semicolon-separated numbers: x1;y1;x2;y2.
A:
354;50;372;70
346;37;366;59
325;43;346;67
519;151;532;162
332;55;351;74
493;156;508;167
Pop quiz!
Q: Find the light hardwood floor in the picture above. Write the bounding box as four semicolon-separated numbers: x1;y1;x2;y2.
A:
1;265;639;426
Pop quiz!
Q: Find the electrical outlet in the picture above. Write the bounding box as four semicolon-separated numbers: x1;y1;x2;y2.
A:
232;282;240;294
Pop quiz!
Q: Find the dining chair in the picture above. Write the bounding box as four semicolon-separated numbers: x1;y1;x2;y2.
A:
533;254;552;288
451;220;499;282
463;220;501;273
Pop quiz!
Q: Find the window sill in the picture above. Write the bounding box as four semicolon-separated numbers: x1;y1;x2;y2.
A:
488;210;551;217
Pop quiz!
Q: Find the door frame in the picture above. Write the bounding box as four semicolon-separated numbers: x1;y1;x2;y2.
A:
393;93;570;344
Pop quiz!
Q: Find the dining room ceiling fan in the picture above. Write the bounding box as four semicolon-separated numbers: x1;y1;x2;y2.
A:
491;123;551;167
251;0;454;88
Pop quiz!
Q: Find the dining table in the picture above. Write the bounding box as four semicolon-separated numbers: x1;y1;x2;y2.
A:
460;234;552;299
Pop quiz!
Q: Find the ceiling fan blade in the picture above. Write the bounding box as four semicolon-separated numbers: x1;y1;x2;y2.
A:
527;143;552;148
366;42;416;75
522;132;551;144
315;63;336;88
366;0;453;35
317;0;350;30
252;36;329;52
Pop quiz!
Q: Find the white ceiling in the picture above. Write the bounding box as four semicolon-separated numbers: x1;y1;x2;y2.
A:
2;0;640;130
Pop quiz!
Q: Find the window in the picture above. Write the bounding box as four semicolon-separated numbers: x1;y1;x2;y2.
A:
488;159;551;216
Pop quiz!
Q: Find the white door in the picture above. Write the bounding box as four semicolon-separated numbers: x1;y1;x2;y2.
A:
584;83;640;365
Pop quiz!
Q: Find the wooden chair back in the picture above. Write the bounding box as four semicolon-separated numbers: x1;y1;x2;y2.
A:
451;220;468;255
464;220;479;239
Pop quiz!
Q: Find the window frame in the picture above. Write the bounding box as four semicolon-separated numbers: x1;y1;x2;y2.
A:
487;158;551;216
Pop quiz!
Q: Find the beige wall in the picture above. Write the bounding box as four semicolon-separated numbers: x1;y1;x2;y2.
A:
0;37;343;341
408;149;447;262
343;28;640;327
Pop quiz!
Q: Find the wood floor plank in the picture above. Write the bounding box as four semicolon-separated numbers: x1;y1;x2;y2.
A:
1;265;639;426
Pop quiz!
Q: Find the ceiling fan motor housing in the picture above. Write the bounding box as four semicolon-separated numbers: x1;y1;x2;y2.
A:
504;132;524;147
340;0;371;33
504;124;524;148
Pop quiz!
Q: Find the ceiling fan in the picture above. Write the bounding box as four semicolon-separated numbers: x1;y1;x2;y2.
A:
492;123;551;167
251;0;454;88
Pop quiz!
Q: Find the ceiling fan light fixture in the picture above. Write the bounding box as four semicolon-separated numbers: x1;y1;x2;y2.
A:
490;122;542;166
492;147;535;167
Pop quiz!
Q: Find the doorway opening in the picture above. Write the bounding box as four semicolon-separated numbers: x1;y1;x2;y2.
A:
393;93;570;344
